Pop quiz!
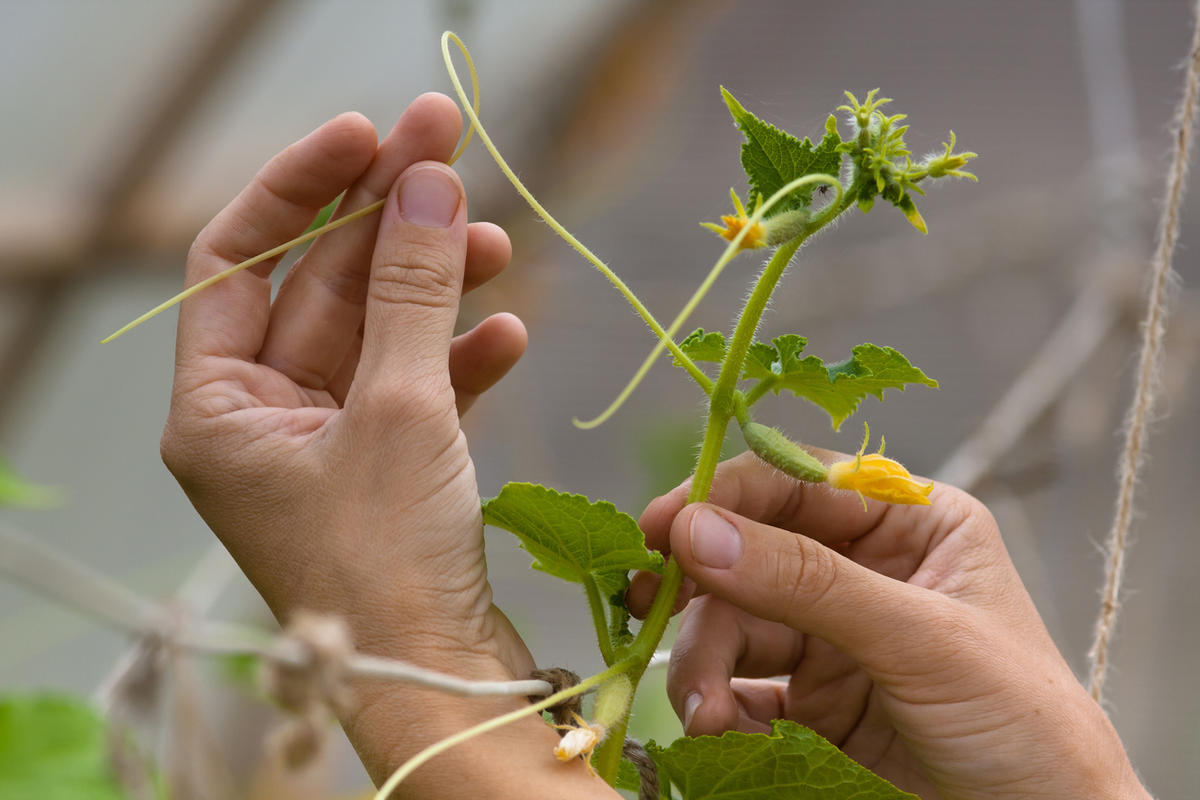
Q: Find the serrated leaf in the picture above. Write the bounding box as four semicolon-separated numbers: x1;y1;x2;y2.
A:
0;456;61;509
757;338;937;430
482;483;664;606
676;328;727;366
0;693;131;799
744;338;789;381
674;329;792;383
648;720;917;800
721;88;842;215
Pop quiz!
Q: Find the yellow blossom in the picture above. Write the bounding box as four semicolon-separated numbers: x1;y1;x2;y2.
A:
827;423;933;510
701;189;767;250
553;712;606;776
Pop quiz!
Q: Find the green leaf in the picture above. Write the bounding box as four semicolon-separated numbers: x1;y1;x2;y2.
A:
0;693;131;799
302;192;342;235
0;456;61;509
616;756;642;793
758;337;937;430
676;329;786;382
677;328;727;366
745;338;788;381
482;483;664;606
609;601;635;651
674;330;935;430
721;87;842;215
648;720;917;800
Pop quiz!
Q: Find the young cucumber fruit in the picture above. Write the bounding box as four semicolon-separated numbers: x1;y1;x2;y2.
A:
740;421;828;483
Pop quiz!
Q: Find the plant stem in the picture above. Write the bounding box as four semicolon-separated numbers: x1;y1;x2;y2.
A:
743;376;777;407
583;574;615;666
599;185;866;779
595;175;865;789
373;658;637;800
592;239;808;779
594;717;628;785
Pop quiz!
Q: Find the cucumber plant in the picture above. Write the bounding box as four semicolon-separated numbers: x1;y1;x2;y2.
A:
104;31;977;800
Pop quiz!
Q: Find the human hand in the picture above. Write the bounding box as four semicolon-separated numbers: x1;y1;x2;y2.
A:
628;451;1150;799
160;96;614;796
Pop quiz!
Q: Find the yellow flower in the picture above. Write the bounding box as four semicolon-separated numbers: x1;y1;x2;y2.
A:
827;423;933;510
701;189;767;250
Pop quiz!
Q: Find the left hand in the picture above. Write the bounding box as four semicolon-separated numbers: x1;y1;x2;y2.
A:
160;97;615;797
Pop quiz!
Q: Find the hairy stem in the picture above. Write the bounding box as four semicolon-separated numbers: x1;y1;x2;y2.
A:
583;574;615;666
575;173;844;430
594;717;627;785
592;240;807;777
603;183;865;776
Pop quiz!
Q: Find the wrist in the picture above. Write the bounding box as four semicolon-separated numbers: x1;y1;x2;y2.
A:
345;667;618;798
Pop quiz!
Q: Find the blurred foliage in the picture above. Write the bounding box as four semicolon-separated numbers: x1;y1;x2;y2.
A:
0;693;133;799
631;418;742;509
0;454;61;509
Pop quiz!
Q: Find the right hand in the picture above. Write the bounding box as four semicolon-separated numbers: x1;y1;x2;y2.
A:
629;451;1149;799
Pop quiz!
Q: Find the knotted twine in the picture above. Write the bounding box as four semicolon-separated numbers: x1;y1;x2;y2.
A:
260;612;356;769
530;667;660;800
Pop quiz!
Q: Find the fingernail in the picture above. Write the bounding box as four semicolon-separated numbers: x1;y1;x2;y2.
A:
399;166;461;228
683;692;703;731
689;508;743;569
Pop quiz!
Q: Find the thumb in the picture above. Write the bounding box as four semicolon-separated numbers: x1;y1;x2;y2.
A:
669;503;964;678
358;161;467;389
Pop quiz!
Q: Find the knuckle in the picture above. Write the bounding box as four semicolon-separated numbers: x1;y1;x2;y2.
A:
310;259;371;306
915;601;992;672
776;535;840;622
353;377;455;429
159;423;188;479
935;484;1002;550
370;244;461;308
159;417;221;492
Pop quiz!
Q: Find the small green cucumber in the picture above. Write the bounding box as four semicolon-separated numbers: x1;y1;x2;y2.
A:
740;421;828;483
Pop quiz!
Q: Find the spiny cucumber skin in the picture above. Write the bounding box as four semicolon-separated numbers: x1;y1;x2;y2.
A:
741;422;828;483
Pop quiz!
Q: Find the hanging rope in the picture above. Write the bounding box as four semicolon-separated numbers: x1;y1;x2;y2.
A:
1088;0;1200;701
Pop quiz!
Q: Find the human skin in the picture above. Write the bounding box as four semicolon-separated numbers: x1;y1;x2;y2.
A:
160;94;613;799
162;95;1150;799
627;452;1153;799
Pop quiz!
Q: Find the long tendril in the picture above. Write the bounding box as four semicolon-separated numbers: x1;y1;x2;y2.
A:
440;31;712;397
573;172;843;429
371;660;633;800
100;37;488;345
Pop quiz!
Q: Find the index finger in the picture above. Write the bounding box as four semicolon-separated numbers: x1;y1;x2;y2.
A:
628;449;899;620
178;112;377;363
638;449;899;553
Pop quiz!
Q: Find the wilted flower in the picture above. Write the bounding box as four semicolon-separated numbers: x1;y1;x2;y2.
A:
827;423;933;510
553;712;606;776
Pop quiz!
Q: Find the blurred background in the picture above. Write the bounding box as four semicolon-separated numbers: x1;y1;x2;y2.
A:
2;0;1198;796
